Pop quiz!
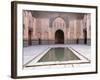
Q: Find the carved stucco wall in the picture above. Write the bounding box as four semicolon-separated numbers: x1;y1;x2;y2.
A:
23;10;91;46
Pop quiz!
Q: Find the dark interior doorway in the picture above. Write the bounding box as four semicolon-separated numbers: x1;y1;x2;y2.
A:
55;30;64;44
83;28;87;44
28;29;32;45
38;38;41;45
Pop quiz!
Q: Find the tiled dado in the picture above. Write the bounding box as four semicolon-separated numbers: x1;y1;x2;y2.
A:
23;39;91;47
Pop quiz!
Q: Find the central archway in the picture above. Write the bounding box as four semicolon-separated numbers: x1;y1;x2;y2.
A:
55;30;64;44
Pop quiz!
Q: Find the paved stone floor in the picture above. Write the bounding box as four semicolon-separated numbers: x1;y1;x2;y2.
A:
23;44;91;70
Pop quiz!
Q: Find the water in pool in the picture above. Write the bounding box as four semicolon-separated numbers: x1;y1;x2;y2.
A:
38;47;80;62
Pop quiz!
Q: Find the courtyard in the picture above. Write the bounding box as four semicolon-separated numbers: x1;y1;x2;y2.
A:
22;10;92;71
23;44;91;70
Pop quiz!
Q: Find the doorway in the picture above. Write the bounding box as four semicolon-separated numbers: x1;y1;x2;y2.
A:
55;30;64;44
83;28;87;44
28;29;32;45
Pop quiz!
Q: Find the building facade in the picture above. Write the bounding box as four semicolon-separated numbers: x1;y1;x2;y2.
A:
23;10;91;46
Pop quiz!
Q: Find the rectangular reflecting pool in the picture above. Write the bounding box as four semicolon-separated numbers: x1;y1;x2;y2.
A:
38;47;80;62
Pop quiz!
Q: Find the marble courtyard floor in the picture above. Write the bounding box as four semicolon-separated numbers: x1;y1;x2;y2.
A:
23;44;91;70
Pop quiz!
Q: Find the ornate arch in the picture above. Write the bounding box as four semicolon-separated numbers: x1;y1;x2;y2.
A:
50;16;69;28
55;29;64;44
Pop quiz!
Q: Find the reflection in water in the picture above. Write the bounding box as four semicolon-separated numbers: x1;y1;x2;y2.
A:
38;48;80;62
55;48;64;61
